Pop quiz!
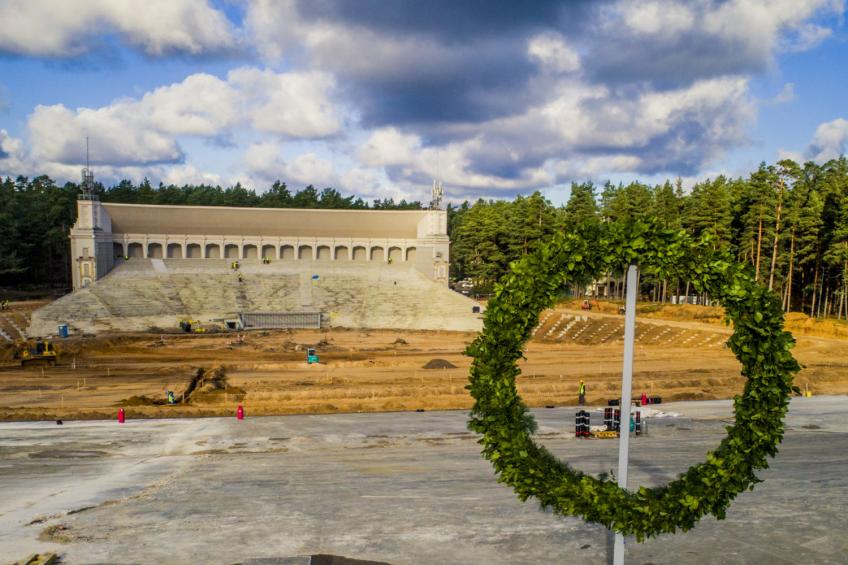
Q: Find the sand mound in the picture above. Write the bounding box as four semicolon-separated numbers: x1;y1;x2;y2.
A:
119;395;161;406
184;366;245;404
784;312;848;338
423;358;456;369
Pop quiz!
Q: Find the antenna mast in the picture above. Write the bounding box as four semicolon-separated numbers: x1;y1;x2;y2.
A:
80;136;97;200
430;180;444;210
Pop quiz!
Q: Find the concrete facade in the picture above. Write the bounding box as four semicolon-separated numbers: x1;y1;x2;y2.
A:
70;200;451;290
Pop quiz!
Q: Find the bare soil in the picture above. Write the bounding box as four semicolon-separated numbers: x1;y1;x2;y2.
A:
1;301;846;421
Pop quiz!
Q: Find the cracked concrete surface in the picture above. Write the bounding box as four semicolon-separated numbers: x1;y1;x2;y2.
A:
1;397;846;564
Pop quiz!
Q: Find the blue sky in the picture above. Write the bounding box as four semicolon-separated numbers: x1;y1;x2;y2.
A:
0;0;846;204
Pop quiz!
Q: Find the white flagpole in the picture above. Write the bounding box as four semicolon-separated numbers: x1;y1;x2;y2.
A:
614;264;638;565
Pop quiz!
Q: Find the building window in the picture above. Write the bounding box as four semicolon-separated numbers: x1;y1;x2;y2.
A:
83;263;91;276
82;247;89;257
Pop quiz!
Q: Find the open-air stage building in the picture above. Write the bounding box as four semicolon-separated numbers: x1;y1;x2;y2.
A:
29;197;481;336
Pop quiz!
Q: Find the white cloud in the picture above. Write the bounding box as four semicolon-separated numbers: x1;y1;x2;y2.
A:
228;68;341;138
26;68;342;168
0;129;27;175
358;128;423;167
283;153;336;186
161;164;222;186
704;0;838;58
244;0;304;61
806;118;848;161
139;74;239;136
0;0;235;56
348;74;757;194
782;23;834;51
770;82;797;104
777;148;804;163
28;103;184;166
614;0;695;35
548;155;644;179
527;33;580;73
242;142;337;187
243;141;288;181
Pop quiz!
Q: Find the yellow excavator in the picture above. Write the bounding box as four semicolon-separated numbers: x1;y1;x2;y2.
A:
15;340;58;367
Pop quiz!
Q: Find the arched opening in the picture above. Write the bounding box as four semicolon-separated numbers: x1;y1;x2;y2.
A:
316;245;331;261
280;245;295;260
224;244;239;259
167;243;183;259
186;244;202;258
370;246;384;261
405;247;417;262
352;246;367;261
334;246;349;261
113;242;125;259
206;244;221;259
298;245;313;260
388;247;402;263
148;243;163;258
128;243;144;258
243;244;258;259
262;245;276;259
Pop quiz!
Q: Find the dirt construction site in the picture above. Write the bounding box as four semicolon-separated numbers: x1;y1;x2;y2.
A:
1;301;848;563
2;301;848;421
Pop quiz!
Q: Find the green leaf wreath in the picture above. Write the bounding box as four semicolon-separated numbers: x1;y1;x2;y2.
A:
466;219;800;540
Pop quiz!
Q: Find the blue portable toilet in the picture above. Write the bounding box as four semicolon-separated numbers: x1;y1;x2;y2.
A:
57;324;69;338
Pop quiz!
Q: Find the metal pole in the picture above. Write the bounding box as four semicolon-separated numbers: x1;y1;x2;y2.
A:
614;264;638;565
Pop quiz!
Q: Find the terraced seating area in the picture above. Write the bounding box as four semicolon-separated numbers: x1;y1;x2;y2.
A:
532;310;729;348
29;259;482;335
0;313;27;341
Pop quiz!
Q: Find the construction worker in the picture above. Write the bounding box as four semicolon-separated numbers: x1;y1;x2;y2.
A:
578;380;586;406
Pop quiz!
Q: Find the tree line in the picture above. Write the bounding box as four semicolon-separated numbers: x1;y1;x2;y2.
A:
449;158;848;319
2;156;847;319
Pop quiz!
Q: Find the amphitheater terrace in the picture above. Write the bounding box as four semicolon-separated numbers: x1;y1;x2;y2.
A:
29;198;482;336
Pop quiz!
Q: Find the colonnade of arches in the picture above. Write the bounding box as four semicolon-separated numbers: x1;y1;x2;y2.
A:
116;241;418;263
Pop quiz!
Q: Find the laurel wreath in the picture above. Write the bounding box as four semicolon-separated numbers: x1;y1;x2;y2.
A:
466;220;800;540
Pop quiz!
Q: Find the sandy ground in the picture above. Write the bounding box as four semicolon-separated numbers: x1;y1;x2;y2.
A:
1;306;847;422
0;397;845;564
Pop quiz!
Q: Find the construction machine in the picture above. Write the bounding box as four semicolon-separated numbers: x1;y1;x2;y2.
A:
15;340;58;367
307;348;319;364
179;319;207;333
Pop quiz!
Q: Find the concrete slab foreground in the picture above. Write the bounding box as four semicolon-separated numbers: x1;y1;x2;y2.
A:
0;397;845;564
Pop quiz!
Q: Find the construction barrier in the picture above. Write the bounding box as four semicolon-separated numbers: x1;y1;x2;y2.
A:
575;410;591;437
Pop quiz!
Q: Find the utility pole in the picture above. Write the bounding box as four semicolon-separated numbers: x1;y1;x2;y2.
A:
613;264;638;565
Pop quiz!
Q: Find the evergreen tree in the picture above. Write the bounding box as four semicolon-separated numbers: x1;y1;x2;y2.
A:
684;176;734;250
562;182;600;237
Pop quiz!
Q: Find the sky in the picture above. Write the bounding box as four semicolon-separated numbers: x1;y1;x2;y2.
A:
0;0;847;205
